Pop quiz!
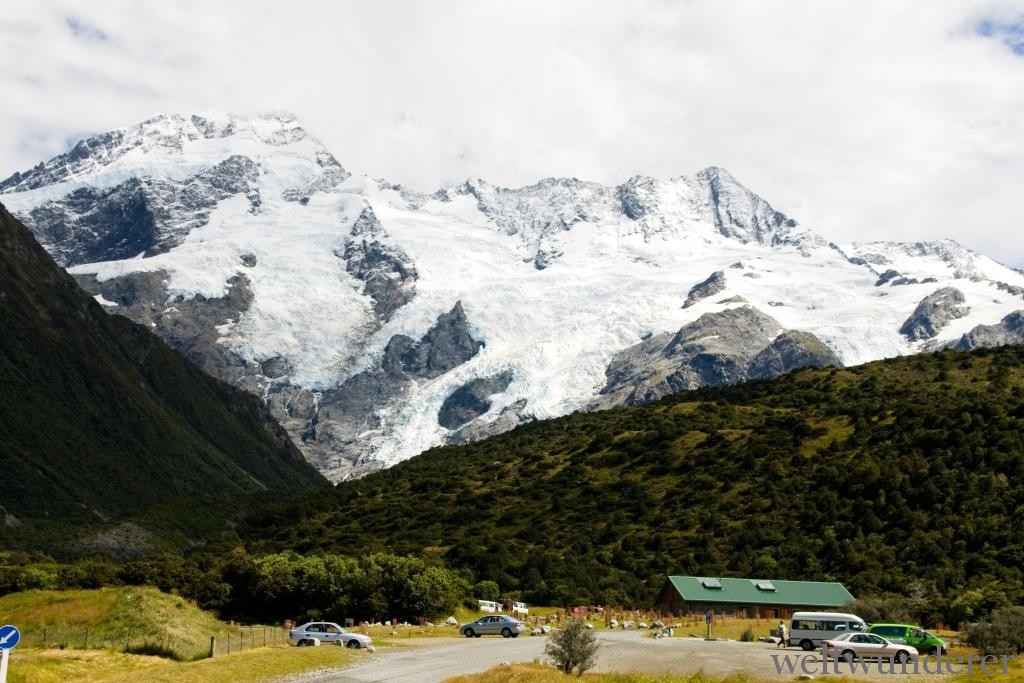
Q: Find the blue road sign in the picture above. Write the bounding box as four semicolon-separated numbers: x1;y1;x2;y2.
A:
0;624;20;649
705;611;711;624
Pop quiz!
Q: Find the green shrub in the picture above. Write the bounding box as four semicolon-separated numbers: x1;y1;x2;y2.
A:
965;606;1024;656
545;619;599;676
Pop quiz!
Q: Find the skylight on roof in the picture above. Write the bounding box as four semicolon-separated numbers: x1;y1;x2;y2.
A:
700;578;723;589
754;581;776;591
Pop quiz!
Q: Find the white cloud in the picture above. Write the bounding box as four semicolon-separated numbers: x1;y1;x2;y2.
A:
3;0;1024;265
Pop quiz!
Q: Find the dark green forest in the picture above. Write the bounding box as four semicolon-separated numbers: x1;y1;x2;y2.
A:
0;203;324;554
238;344;1024;623
2;344;1022;625
2;191;1023;627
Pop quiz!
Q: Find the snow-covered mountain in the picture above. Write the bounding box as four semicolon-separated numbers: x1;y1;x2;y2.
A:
4;111;1024;481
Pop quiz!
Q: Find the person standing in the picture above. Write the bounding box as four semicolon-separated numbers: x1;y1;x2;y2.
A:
776;620;788;648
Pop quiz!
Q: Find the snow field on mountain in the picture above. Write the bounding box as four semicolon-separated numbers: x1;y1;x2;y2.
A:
5;111;1024;473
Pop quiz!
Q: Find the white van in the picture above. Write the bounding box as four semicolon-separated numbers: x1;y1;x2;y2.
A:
789;612;866;651
511;601;528;616
478;600;499;613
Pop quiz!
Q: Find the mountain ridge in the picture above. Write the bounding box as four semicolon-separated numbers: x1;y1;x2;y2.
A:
3;111;1024;480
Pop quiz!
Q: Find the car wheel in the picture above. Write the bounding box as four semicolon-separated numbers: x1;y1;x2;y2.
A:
346;639;360;649
895;651;910;664
474;633;482;638
511;633;519;638
841;650;856;664
501;627;512;638
800;640;814;651
298;639;311;647
464;628;475;638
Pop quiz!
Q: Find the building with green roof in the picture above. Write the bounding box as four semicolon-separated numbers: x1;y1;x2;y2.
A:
655;576;855;619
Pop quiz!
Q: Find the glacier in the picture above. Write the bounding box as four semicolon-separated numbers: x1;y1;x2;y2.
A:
3;111;1024;481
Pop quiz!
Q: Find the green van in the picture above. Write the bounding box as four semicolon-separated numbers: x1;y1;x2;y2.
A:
867;624;948;654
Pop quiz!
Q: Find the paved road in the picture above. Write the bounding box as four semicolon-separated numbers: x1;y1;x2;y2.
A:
291;632;948;683
294;635;545;682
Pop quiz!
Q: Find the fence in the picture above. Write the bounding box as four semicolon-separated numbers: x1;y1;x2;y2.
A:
15;624;290;660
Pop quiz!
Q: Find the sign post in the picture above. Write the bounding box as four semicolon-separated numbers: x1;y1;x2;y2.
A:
0;624;21;683
705;611;711;640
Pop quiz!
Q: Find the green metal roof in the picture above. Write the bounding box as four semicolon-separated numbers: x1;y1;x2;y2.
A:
663;576;854;607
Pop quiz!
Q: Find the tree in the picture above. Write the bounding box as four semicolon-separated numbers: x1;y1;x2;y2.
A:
545;619;599;676
473;580;500;602
965;606;1024;656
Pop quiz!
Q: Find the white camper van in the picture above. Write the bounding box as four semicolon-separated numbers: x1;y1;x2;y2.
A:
789;612;866;651
478;600;499;613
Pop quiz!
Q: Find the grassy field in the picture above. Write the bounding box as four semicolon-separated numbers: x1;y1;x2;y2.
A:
954;654;1024;683
0;586;369;682
6;644;362;683
0;586;269;660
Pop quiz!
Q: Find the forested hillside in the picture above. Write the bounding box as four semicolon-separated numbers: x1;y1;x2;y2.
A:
0;204;325;556
244;344;1024;620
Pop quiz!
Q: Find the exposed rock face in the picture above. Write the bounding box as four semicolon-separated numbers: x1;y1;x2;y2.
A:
697;167;801;246
281;151;350;203
25;155;260;267
593;306;840;407
748;330;841;380
952;310;1024;351
876;269;902;286
74;271;257;385
342;206;417;321
900;287;969;341
449;399;530;445
683;271;726;308
438;371;515;430
299;302;484;479
387;301;483;379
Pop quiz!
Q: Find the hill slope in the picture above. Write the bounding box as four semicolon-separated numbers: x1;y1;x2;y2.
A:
0;203;324;556
243;345;1024;613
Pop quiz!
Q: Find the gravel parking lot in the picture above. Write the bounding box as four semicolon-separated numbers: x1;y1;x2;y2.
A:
293;632;950;683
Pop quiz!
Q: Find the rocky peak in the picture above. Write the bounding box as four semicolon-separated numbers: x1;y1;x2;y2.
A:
342;206;417;322
0;111;316;194
683;270;727;308
594;305;839;408
953;310;1024;351
694;166;805;248
899;287;969;341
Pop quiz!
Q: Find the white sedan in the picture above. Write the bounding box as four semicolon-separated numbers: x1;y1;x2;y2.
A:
823;632;917;663
288;621;373;649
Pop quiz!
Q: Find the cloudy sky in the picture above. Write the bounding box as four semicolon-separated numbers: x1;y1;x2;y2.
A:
3;1;1024;265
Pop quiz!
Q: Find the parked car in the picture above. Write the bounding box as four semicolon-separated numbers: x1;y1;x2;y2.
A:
459;614;526;638
823;632;917;663
790;611;867;651
867;623;948;654
478;599;500;613
289;622;373;649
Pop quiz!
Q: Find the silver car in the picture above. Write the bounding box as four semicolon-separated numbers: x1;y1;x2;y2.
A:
289;621;373;648
824;632;917;663
459;614;526;638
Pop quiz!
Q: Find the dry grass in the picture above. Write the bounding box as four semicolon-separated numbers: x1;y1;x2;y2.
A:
443;662;757;682
6;645;363;683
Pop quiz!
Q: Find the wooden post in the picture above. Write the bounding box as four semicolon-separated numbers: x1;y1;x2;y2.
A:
209;636;216;658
